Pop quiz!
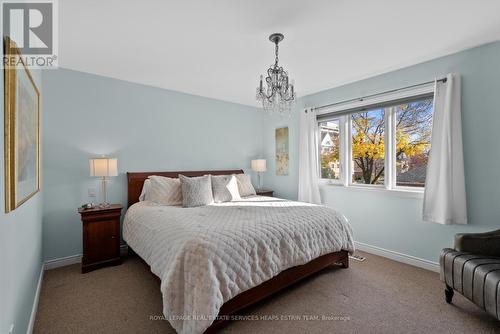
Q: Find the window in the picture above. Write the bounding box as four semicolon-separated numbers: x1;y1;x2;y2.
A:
395;99;433;187
319;119;340;180
351;108;385;185
318;94;434;191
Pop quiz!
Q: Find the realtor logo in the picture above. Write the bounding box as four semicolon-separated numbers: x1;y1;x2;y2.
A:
2;0;58;68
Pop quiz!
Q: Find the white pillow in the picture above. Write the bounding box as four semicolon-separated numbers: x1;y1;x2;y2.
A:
147;175;182;206
179;174;214;207
212;175;241;203
139;179;151;201
235;174;256;197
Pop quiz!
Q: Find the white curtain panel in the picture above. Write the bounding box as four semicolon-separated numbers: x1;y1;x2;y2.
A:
423;74;467;225
298;108;322;204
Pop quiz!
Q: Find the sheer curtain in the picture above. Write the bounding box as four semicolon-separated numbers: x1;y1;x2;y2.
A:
298;108;321;204
423;73;467;224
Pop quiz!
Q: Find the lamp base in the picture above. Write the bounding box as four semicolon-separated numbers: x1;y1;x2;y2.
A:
99;177;110;208
257;172;264;191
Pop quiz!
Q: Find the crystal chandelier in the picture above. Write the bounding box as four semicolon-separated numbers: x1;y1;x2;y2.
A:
256;33;296;115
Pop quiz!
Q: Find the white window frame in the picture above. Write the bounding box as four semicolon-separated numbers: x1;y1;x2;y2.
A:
317;83;435;193
318;116;345;185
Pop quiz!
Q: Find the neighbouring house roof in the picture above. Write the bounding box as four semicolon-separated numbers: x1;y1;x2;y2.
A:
397;166;427;184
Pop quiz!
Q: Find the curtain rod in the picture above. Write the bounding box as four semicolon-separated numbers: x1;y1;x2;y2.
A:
312;77;447;112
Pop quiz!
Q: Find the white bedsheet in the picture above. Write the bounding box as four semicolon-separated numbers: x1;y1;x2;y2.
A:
123;196;354;334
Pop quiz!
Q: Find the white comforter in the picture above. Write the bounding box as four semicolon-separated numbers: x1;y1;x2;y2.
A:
123;196;354;334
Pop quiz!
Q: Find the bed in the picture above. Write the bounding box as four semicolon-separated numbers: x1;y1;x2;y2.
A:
123;170;355;334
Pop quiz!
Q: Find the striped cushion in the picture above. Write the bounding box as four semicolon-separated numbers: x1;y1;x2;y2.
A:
440;248;500;320
484;270;500;319
463;258;500;300
148;175;182;206
235;174;256;197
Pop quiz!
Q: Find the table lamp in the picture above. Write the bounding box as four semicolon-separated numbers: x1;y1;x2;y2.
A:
89;157;118;207
251;159;267;191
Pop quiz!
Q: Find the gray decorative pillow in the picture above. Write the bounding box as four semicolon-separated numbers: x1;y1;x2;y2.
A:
235;174;256;197
179;174;214;207
212;175;241;203
147;176;182;206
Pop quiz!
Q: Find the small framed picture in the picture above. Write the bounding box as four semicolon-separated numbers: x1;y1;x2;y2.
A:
275;127;289;175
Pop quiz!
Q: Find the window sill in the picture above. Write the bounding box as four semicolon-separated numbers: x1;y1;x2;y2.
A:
319;182;424;199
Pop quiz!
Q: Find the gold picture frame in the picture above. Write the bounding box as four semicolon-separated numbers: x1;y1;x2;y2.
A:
4;37;40;213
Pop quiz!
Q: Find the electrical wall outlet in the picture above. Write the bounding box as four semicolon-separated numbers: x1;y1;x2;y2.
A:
8;324;14;334
88;188;97;198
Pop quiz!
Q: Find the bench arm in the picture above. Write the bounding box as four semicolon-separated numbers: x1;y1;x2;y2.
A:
454;229;500;257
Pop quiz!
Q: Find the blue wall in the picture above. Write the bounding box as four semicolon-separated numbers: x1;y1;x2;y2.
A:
36;42;500;266
42;69;263;261
0;42;43;333
2;31;496;334
263;42;500;263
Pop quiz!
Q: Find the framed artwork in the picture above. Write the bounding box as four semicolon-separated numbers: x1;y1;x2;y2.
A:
275;127;289;175
4;37;40;213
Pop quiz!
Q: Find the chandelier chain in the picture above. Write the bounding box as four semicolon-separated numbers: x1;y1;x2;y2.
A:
274;42;279;66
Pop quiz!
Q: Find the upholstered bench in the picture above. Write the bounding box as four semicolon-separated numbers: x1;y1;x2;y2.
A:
440;229;500;321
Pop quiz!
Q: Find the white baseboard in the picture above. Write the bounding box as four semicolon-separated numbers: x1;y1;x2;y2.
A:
354;241;439;273
44;254;81;270
27;264;44;334
45;243;437;273
44;245;129;270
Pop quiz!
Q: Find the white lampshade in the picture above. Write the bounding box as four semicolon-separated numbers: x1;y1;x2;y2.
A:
251;159;267;172
89;158;118;177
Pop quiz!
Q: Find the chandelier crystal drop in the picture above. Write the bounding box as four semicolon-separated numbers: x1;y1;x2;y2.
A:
256;33;296;115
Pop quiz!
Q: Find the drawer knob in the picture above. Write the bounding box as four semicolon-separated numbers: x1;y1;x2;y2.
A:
111;235;117;239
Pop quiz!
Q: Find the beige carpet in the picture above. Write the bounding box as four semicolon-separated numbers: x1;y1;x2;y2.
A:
34;251;500;334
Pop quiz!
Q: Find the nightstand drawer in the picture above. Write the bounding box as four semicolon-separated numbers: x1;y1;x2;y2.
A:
83;220;119;264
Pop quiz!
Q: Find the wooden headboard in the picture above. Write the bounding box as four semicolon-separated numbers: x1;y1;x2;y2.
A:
126;169;244;207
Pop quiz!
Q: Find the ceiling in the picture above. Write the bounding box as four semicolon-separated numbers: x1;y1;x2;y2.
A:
59;0;500;107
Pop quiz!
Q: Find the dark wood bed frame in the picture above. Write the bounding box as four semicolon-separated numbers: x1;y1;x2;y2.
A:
126;170;349;333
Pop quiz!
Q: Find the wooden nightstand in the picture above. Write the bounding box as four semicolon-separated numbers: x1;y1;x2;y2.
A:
78;204;122;273
256;189;274;197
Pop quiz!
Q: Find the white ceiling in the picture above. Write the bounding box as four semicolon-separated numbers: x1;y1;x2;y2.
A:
59;0;500;107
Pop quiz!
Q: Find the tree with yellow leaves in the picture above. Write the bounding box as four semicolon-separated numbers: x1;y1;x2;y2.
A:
321;100;433;184
351;111;386;184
